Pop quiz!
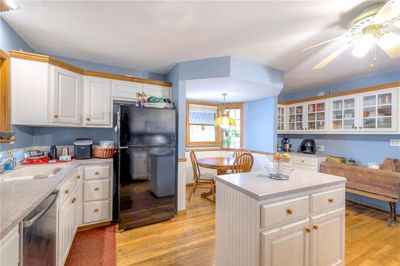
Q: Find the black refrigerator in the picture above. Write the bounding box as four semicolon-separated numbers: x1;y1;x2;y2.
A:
113;104;177;231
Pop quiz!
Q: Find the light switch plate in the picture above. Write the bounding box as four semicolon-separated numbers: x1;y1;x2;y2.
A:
390;139;400;147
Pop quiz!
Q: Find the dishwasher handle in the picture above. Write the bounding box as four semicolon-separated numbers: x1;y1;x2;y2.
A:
23;190;58;228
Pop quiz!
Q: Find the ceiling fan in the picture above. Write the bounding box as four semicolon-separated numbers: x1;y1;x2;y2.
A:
300;0;400;70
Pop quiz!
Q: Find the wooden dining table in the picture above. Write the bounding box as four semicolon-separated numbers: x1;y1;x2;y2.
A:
197;157;236;175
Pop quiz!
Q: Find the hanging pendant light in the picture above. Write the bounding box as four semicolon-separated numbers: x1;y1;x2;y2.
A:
215;93;236;128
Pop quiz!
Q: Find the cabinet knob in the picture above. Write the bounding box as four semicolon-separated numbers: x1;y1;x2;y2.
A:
94;187;100;191
305;227;311;233
94;208;99;213
313;225;319;230
77;175;80;179
86;118;91;121
71;197;76;203
328;198;334;203
95;172;100;175
65;189;69;194
286;208;293;215
54;114;59;119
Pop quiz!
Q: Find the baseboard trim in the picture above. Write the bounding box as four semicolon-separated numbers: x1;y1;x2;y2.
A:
78;221;112;232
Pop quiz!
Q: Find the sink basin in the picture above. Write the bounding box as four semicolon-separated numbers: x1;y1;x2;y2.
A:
1;164;66;182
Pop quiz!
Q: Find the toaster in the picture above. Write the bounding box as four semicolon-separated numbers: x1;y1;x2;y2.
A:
74;138;93;160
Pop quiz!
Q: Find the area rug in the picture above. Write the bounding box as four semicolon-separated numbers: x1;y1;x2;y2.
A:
65;225;117;266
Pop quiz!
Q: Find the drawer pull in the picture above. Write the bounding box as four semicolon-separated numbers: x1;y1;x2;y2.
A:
95;172;100;175
54;114;59;119
328;198;334;203
86;117;91;121
313;225;319;230
77;175;80;179
94;187;100;191
94;208;99;213
305;227;311;233
301;160;304;163
286;208;293;215
65;189;69;195
71;197;76;204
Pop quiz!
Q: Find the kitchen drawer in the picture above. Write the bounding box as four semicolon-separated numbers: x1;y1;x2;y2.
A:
311;188;345;213
83;166;110;180
83;179;110;202
83;200;110;224
261;196;309;229
292;155;316;167
59;170;79;205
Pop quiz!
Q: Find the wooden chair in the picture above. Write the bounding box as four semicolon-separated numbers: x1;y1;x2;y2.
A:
188;150;216;201
233;149;249;159
232;153;254;174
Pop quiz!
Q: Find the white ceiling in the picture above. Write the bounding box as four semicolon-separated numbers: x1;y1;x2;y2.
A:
186;77;282;103
2;0;400;96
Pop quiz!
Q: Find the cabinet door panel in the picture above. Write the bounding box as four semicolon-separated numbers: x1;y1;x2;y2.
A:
51;66;83;125
112;80;142;100
58;200;71;265
84;77;112;127
261;219;310;266
311;208;345;266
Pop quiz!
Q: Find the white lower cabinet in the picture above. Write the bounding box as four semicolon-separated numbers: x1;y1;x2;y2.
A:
56;162;112;266
0;225;19;266
261;219;310;266
311;209;345;266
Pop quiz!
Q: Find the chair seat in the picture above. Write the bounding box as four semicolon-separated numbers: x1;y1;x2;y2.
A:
199;173;215;181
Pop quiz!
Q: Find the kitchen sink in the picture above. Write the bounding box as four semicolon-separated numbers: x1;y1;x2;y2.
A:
1;164;67;182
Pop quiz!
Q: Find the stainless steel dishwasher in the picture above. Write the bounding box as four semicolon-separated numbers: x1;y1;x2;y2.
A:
21;190;58;266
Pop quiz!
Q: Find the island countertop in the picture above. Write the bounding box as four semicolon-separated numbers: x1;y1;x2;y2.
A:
0;158;112;239
215;168;346;201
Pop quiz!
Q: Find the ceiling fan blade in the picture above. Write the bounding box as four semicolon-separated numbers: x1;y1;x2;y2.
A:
373;0;400;24
376;32;400;58
312;43;353;70
297;35;349;54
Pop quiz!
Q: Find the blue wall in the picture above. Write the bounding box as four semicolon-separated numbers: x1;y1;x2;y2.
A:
0;17;34;53
244;97;277;152
279;69;400;213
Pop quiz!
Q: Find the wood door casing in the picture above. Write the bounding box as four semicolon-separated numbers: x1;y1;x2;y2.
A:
0;50;11;133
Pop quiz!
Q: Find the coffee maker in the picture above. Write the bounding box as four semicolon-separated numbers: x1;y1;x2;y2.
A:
299;139;316;154
280;137;292;152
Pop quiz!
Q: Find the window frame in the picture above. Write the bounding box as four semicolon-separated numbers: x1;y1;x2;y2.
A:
221;102;243;149
186;101;221;147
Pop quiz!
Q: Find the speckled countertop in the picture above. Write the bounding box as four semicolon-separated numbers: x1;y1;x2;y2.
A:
216;168;346;201
0;158;112;239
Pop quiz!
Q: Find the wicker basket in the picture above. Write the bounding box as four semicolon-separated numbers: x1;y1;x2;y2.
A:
93;146;116;159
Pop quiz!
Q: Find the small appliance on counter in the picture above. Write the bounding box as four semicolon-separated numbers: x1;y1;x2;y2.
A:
299;139;316;154
74;138;93;159
49;145;57;160
280;137;292;152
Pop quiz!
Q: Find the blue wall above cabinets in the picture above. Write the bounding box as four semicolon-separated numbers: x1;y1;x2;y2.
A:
0;18;34;53
244;96;277;152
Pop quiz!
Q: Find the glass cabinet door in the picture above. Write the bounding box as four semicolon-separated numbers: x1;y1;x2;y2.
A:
277;106;285;131
362;92;393;129
307;102;325;130
288;105;303;130
331;98;356;130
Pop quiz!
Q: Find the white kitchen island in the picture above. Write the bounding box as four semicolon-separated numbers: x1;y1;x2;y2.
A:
215;169;346;266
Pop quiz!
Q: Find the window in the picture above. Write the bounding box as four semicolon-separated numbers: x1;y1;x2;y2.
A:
222;103;243;149
186;102;220;146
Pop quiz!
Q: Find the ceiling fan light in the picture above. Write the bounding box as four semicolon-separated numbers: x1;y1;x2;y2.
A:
4;0;18;10
352;34;375;57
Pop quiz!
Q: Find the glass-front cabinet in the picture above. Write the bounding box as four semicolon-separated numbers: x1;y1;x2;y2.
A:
277;105;286;132
288;104;304;131
307;101;326;130
360;89;396;131
331;96;357;131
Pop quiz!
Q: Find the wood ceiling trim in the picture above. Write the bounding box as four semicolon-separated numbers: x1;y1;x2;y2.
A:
278;82;400;105
9;50;172;87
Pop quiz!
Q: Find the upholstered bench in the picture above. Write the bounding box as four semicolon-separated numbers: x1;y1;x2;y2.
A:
320;161;400;226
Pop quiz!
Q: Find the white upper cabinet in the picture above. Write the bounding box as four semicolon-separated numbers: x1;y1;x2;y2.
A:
277;105;286;132
112;80;142;101
84;77;112;127
279;86;399;134
49;66;83;125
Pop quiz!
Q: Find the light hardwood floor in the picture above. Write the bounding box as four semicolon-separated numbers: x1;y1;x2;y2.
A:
117;188;400;266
